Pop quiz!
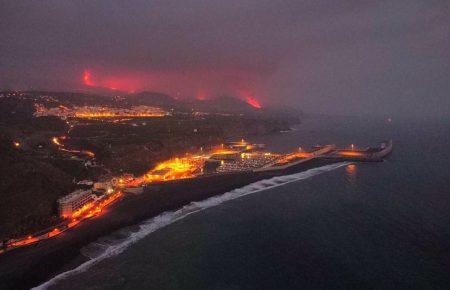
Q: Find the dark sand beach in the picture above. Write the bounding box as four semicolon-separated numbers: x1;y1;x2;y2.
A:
0;159;336;289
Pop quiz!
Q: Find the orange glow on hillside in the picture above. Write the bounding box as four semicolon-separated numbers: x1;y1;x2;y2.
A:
237;90;262;109
82;69;144;92
80;68;266;99
246;97;262;109
83;70;95;86
196;91;207;100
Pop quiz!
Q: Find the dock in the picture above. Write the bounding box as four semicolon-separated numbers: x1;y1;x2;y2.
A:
321;140;393;162
254;140;393;173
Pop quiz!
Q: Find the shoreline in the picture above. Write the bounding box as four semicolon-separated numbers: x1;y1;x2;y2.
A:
0;158;338;289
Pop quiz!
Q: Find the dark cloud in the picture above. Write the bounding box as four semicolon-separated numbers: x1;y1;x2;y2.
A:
0;0;449;117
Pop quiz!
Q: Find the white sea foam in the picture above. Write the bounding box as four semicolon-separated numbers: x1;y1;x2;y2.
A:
33;162;347;289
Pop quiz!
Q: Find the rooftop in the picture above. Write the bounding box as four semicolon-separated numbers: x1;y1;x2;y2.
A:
58;189;92;204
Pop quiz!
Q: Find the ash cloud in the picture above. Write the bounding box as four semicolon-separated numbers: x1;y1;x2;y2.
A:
0;0;449;117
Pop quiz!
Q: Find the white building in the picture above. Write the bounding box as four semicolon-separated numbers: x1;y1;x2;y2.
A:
58;189;93;218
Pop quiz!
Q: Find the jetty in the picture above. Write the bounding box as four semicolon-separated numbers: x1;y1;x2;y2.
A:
321;140;393;162
0;140;393;256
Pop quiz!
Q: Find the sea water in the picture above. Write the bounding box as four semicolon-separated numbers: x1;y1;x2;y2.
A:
37;116;450;290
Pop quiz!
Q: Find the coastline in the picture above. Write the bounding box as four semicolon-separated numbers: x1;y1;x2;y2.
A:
0;158;337;290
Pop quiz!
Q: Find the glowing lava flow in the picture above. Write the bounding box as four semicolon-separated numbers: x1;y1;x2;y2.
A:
236;89;263;109
246;97;262;109
81;69;144;92
83;70;95;86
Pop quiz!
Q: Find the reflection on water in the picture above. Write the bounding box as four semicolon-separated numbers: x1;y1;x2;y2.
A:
346;164;356;174
345;164;357;184
42;117;450;290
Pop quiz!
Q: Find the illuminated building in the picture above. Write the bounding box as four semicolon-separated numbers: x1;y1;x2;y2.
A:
210;151;241;161
34;104;167;119
57;189;94;218
144;157;202;182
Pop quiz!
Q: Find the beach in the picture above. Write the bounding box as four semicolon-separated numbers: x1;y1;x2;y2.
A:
0;158;336;289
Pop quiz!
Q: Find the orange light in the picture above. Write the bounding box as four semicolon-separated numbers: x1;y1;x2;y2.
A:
52;137;62;146
196;91;207;100
339;151;364;157
246;97;262;109
49;228;61;237
212;149;238;155
83;150;95;157
74;111;165;119
346;164;356;174
13;141;20;147
279;152;312;162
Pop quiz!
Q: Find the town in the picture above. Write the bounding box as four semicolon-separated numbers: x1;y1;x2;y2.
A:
0;138;392;254
34;104;168;119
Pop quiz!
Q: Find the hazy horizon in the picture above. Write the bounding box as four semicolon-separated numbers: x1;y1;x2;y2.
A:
1;0;449;118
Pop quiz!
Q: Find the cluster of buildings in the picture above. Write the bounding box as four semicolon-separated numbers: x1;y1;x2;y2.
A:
56;140;315;218
34;104;168;119
203;141;278;173
55;140;390;219
57;174;134;218
214;152;279;172
57;189;94;218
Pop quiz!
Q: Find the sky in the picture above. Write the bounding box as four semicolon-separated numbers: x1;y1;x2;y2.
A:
0;0;449;117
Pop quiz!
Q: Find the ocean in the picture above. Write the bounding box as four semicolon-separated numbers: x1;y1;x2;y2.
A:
38;116;450;290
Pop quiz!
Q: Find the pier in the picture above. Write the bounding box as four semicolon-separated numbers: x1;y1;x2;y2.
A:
321;140;393;162
0;140;393;255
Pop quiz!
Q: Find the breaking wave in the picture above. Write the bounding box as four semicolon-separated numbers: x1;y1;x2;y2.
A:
33;162;347;289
